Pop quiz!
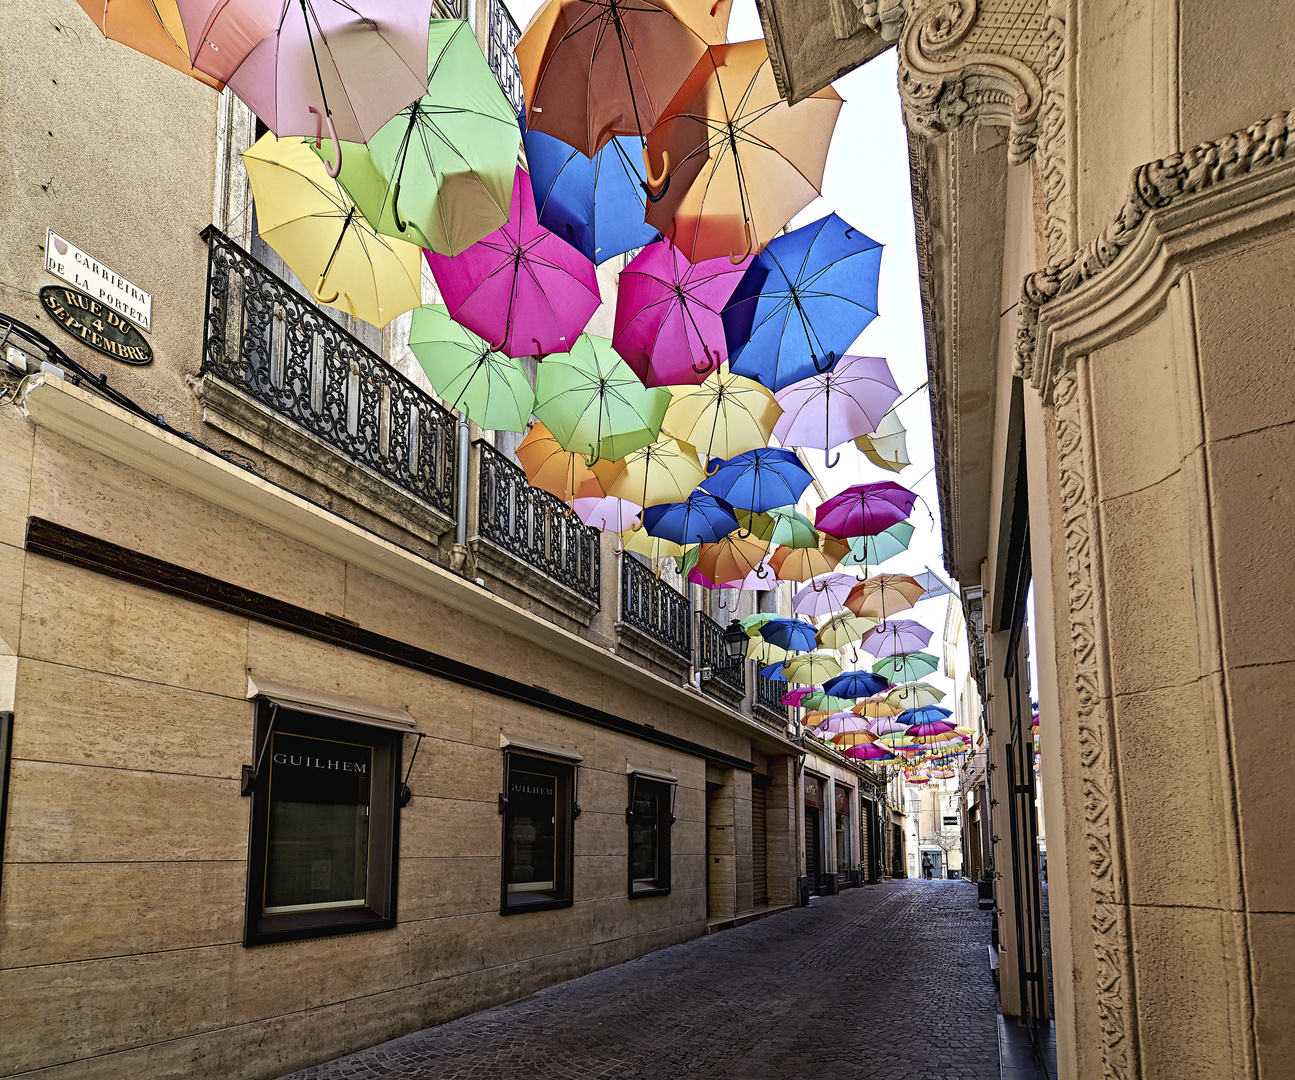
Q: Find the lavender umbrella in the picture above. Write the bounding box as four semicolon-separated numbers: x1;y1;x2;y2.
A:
792;573;859;617
815;481;918;539
427;167;601;358
772;356;900;468
859;619;933;658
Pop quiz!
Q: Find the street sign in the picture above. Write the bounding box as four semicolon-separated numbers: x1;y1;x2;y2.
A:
44;229;152;333
39;285;153;366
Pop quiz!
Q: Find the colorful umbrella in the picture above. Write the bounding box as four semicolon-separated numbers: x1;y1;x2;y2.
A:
595;435;707;508
76;0;225;88
523;120;659;264
765;507;820;549
741;612;780;634
781;653;841;685
242;133;422;327
856;704;904;725
758;662;786;681
749;635;788;664
815;481;918;540
769;537;848;583
643;489;739;545
644;40;842;263
800;690;857;713
792;574;861;618
407;305;534;431
844;743;897;762
426;167;601;358
516;421;613;504
620;528;691;560
872;651;940;683
856;407;911;473
772;355;900;467
312;20;520;256
613;240;750;385
724;215;883;391
845;574;927;620
900;705;953;725
572;496;641;531
887;683;946;710
781;686;812;706
696;533;772;586
823;670;891;700
814;711;870;734
533;334;672;463
703;448;813;514
839;521;915;571
859;620;933;658
757;618;818;653
816;611;876;651
663;369;781;460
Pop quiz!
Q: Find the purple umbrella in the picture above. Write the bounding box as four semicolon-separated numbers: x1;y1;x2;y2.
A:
815;711;869;734
613;240;751;387
867;716;910;736
844;743;897;761
859;619;933;658
772;356;901;468
572;497;641;532
427;167;601;358
792;573;859;617
815;482;918;539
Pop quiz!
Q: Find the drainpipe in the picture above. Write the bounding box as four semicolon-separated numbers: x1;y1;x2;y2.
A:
450;418;470;571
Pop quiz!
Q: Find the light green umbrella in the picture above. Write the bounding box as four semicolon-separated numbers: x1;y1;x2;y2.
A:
534;335;672;464
872;651;940;682
801;689;856;712
766;506;820;549
315;20;521;256
840;520;915;570
741;612;780;635
408;305;534;432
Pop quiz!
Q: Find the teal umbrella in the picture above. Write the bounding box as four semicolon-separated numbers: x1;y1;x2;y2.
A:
408;305;534;432
534;335;672;464
315;19;521;256
872;651;940;682
840;521;915;570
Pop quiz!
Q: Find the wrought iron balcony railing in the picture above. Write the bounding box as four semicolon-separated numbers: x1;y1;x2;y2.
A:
200;227;457;517
620;556;691;659
437;0;464;17
755;670;787;716
488;0;524;114
477;441;601;604
696;611;746;696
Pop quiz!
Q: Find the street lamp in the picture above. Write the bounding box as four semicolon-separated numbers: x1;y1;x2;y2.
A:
720;618;746;664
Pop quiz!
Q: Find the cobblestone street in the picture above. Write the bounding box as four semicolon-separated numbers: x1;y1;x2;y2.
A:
281;880;998;1080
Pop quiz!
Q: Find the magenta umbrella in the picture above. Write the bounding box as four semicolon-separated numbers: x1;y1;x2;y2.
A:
613;240;751;387
859;619;933;658
772;356;901;467
844;744;897;761
782;686;812;706
792;573;860;617
908;720;958;738
815;481;918;539
427;167;601;358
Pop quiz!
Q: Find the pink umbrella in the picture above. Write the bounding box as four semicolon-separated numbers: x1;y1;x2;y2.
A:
815;711;870;733
792;572;859;617
844;744;897;761
772;356;901;467
180;0;431;166
572;496;641;531
427;168;601;358
867;716;910;736
908;721;958;738
782;686;812;706
859;619;933;658
815;482;918;539
612;240;751;386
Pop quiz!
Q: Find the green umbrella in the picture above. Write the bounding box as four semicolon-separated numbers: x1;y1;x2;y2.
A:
801;690;857;712
871;651;940;682
408;305;535;432
740;612;780;635
766;506;821;549
534;335;672;464
315;19;521;256
841;520;915;570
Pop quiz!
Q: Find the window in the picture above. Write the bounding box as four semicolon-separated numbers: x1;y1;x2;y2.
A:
627;771;675;897
244;699;403;946
501;752;575;913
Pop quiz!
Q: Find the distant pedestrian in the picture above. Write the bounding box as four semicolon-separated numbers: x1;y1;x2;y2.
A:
921;853;933;879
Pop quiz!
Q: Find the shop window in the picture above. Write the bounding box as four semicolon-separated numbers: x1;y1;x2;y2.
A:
501;750;576;913
244;699;403;946
627;769;676;897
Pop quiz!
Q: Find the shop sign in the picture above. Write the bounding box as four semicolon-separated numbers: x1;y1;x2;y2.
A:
804;774;823;808
39;285;153;366
44;229;152;332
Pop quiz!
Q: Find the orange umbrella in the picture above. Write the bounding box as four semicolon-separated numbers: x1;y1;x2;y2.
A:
769;535;850;582
516;421;617;504
76;0;224;89
645;40;842;263
845;574;926;619
695;532;772;584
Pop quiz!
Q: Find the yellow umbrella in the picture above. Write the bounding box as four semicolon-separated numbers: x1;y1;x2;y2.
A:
75;0;225;90
619;528;691;560
886;683;947;710
845;574;927;619
747;636;788;663
595;436;708;508
663;366;782;460
853;696;903;718
816;610;876;651
781;653;842;685
696;533;772;585
243;134;423;328
735;509;777;542
855;409;910;473
517;422;617;504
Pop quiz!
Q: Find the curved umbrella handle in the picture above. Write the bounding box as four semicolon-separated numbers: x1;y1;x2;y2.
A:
309;107;343;178
730;220;753;265
812;577;828;593
755;562;768;579
705;458;723;476
392;180;407;233
643;146;669;196
813;349;837;374
612;541;626;556
313;271;339;305
825;447;841;469
735;526;753;540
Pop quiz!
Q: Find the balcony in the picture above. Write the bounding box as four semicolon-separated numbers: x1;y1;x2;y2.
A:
196;227;457;546
754;670;788;725
488;0;524;114
616;555;691;680
696;611;745;706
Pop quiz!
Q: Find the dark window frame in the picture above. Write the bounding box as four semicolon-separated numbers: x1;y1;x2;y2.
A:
500;751;576;915
626;774;674;898
243;699;401;946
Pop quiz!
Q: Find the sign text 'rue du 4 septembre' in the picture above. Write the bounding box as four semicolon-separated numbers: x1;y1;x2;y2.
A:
44;229;152;333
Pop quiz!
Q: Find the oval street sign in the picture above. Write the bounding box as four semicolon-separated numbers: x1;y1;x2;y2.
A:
39;285;153;366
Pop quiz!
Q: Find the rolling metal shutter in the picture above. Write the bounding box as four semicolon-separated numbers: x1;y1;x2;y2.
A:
751;783;768;905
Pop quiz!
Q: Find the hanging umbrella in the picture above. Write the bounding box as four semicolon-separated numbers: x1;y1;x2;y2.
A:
523;120;660;264
781;685;812;706
781;653;841;685
408;305;535;432
620;528;690;560
823;670;891;700
800;690;856;713
765;507;820;549
900;705;953;726
724;215;883;391
663;369;781;460
831;730;878;748
741;612;780;635
749;635;788;664
772;355;900;467
872;651;940;682
844;743;897;762
312;20;520;256
644;40;842;263
516;420;614;504
719;567;776;591
757;618;818;653
816;611;876;651
845;574;927;620
839;521;915;571
572;496;641;531
869;716;912;735
758;662;786;681
517;0;730;159
855;700;903;721
887;683;947;710
595;435;707;508
734;509;777;543
643;490;738;545
792;574;860;618
815;481;918;540
859;619;933;658
769;538;847;583
533;334;672;463
426;167;601;358
695;533;772;586
182;0;432;156
613;240;750;385
242;133;422;326
814;711;870;734
856;407;911;473
703;448;813;514
76;0;225;88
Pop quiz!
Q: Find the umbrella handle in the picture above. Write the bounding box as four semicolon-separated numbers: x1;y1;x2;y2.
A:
730;221;752;265
812;349;837;374
392;180;407;233
313;272;339;305
825;447;841;469
755;562;768;579
310;107;343;178
705;458;722;476
692;352;715;376
643;146;669;195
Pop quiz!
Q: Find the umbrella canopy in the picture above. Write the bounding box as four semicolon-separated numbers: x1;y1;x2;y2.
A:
523;121;659;264
663;369;781;460
823;670;891;700
533;334;672;462
815;481;918;539
856;406;911;473
792;574;860;618
408;305;534;431
741;612;780;634
749;635;788;664
572;496;641;531
816;610;876;651
644;40;842;263
781;685;812;706
757;618;818;653
831;730;878;748
814;711;870;734
769;537;848;582
900;705;953;725
620;528;690;560
758;661;786;681
772;355;900;461
844;743;897;762
76;0;225;88
313;20;520;256
595;435;707;507
870;717;912;736
643;489;738;545
781;653;841;685
887;683;947;710
614;240;751;385
872;651;940;682
800;690;856;713
426;167;601;358
703;448;813;514
183;0;432;145
765;507;820;549
516;420;613;504
840;521;915;571
725;215;883;392
845;574;927;620
517;0;730;157
242;133;422;327
859;619;933;658
855;700;903;721
696;533;772;585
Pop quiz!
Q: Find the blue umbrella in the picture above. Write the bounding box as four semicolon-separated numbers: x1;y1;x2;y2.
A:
823;670;891;699
757;618;819;652
897;705;953;726
704;448;815;514
722;214;883;392
758;662;787;682
521;117;660;266
642;490;739;546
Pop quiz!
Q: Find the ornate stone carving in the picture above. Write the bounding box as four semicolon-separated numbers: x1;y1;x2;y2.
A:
1034;0;1072;263
1016;108;1295;384
829;0;906;43
1053;371;1133;1080
963;585;987;703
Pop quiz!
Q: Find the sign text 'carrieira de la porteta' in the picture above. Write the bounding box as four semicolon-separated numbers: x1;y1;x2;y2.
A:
39;285;153;366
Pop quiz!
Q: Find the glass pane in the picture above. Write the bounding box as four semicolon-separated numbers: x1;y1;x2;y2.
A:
835;814;848;866
506;768;557;894
264;732;372;914
630;785;659;888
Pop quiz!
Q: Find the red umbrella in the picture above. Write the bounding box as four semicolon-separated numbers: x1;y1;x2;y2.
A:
814;481;917;539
